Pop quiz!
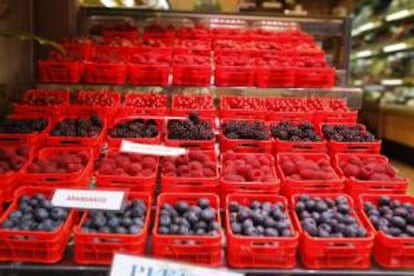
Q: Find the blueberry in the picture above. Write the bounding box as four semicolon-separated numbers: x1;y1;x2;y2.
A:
34;193;46;202
50;208;68;220
174;217;190;228
2;220;14;229
9;211;23;220
196;228;206;235
379;196;391;206
356;227;367;237
333;223;346;233
244;226;258;236
394;207;408;218
379;206;392;216
159;215;171;227
252;211;264;225
37;221;54;232
158;226;169;234
242;219;254;230
407;214;414;224
281;229;292;237
367;208;380;217
92;215;107;228
325;198;335;208
208;230;219;236
99;226;111;233
391;216;406;228
19;204;33;214
404;203;413;210
19;195;30;205
184;211;199;225
169;224;179;234
302;222;317;236
265;228;279;237
343;215;357;225
197;198;210;209
391;199;402;209
305;200;316;211
406;225;414;236
130;208;145;218
298;194;310;202
122;217;133;227
178;225;189;235
337;204;350;214
363;202;375;212
228;201;239;212
315;201;328;212
250;200;261;210
344;225;358;237
264;217;277;228
312;212;321;222
389;227;402;237
272;209;287;221
195;221;207;230
302;217;316;226
175;201;189;214
319;211;334;224
231;222;242;234
237;209;250;222
40;200;53;210
200;208;215;222
20;220;35;231
256;225;264;235
29;198;39;207
319;223;332;233
108;217;120;228
262;202;272;212
133;218;144;228
335;196;348;205
296;201;306;213
318;229;331;237
115;226;127;234
276;220;291;231
208;222;221;232
34;208;49;221
300;211;312;219
369;215;379;227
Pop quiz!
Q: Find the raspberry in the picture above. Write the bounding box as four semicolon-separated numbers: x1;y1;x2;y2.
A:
237;165;253;180
78;151;90;165
202;168;216;177
189;161;203;171
43;164;57;173
342;164;360;177
234;160;246;168
204;161;216;170
162;162;176;174
176;155;190;165
281;161;297;175
386;166;397;177
115;168;126;176
190;170;203;177
251;169;263;181
290;174;301;180
126;163;142;176
142;168;154;177
67;163;83;173
188;151;209;163
177;165;190;176
28;163;41;173
98;163;113;175
370;173;389;181
258;155;272;166
142;156;157;170
129;154;142;163
260;165;272;175
299;168;316;180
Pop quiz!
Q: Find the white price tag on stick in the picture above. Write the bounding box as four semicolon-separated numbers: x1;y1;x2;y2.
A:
51;189;125;211
110;254;244;276
120;140;187;156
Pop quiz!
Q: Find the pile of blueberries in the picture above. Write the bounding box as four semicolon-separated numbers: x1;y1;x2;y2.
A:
157;198;220;236
222;120;268;140
363;196;414;237
1;194;68;232
168;113;214;141
270;121;322;142
295;194;367;238
81;199;147;235
109;118;159;139
229;200;293;237
50;114;103;137
0;118;48;134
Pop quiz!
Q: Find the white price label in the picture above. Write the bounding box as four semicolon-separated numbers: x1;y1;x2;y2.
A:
120;140;187;156
110;254;244;276
51;189;125;211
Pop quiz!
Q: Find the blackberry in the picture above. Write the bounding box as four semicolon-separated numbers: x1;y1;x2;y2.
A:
270;121;321;142
50;113;103;137
109;118;159;139
0;118;48;134
168;114;214;140
322;124;376;142
223;120;268;140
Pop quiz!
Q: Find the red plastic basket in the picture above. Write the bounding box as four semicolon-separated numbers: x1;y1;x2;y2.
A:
46;115;106;158
0;145;33;201
264;98;314;121
276;153;344;197
219;119;272;153
84;62;127;84
174;39;211;56
171;94;216;118
291;193;374;269
313;111;358;125
60;41;95;60
358;194;414;268
334;153;408;200
13;89;70;116
74;192;151;265
220;96;266;119
38;60;84;84
128;63;170;86
20;147;93;187
161;150;219;194
270;121;327;154
214;65;255;87
220;153;280;205
173;64;211;86
152;193;223;266
294;67;335;88
165;118;216;150
120;92;168;117
0;187;77;263
226;194;299;268
256;66;296;88
0;114;51;149
107;117;163;148
322;123;382;155
95;149;158;197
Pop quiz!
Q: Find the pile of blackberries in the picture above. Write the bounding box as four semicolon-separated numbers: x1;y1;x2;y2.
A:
1;194;68;232
229;200;293;237
157;198;220;236
271;121;321;142
168;113;214;140
322;124;376;142
81;199;147;234
109;118;158;139
222;120;268;140
295;194;367;238
50;114;103;137
0;118;48;134
363;196;414;237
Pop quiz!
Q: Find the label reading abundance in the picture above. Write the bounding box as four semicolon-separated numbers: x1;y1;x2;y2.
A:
110;254;244;276
120;140;187;156
51;189;125;211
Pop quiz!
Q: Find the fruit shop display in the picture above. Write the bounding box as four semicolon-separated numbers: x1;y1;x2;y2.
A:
1;193;69;232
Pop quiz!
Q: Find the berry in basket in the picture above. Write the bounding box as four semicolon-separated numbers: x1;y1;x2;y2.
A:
109;118;158;139
0;117;48;134
222;120;268;140
271;121;321;142
363;196;414;237
168;113;214;141
228;200;292;237
295;194;367;238
125;93;167;109
157;198;220;236
20;93;66;106
162;151;216;178
77;92;118;107
1;193;68;232
27;151;89;174
0;145;30;173
322;124;376;142
222;153;276;182
81;199;147;235
338;155;399;181
279;154;337;180
98;152;157;177
50;114;103;137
